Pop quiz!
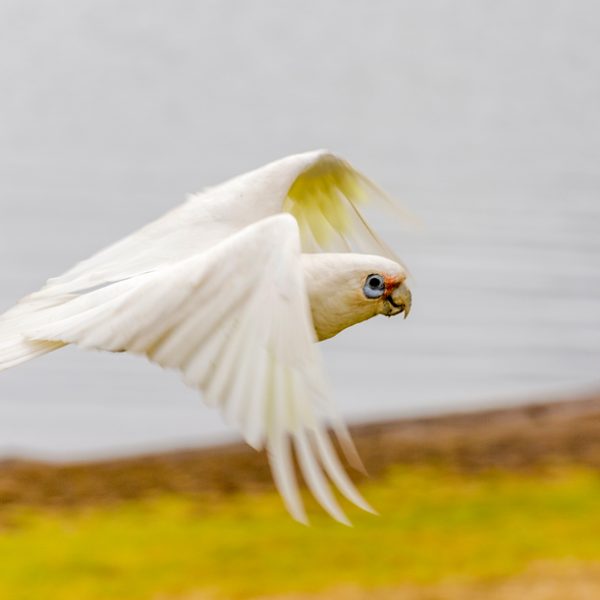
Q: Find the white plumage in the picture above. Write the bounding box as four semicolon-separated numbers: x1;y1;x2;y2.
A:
0;150;412;524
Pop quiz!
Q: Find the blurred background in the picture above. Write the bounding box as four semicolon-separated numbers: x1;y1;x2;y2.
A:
0;2;599;599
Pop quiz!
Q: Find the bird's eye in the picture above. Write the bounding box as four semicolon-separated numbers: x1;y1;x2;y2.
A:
363;274;385;299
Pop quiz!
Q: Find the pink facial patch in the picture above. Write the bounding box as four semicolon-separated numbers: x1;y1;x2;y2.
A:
383;275;398;298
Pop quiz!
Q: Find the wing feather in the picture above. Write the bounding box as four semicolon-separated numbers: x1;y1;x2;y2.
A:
283;152;408;262
16;151;404;303
294;428;350;525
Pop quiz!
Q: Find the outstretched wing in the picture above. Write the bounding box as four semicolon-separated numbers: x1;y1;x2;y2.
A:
23;215;373;524
17;150;404;303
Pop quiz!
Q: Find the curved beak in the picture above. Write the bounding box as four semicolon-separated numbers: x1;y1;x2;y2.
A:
387;282;412;319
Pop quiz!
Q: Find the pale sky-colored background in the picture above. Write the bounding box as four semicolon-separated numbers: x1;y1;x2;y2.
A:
1;1;599;459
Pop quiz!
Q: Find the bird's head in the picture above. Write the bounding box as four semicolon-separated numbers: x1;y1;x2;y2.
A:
301;253;412;341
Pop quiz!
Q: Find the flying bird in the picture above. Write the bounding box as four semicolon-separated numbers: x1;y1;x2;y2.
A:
0;150;412;524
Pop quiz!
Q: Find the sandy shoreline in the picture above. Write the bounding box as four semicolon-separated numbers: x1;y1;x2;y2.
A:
2;391;600;509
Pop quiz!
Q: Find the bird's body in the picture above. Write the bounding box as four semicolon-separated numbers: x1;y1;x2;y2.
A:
0;150;412;524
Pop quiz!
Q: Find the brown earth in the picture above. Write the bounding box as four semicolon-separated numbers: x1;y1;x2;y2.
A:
2;391;600;510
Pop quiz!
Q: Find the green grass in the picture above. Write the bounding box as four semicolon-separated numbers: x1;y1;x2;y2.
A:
2;466;600;600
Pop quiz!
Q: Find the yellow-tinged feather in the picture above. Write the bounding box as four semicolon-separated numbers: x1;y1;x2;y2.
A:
282;153;410;265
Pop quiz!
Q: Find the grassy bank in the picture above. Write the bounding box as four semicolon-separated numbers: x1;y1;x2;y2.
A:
2;465;600;600
3;395;600;599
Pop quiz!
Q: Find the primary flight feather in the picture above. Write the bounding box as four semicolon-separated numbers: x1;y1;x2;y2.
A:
0;150;412;524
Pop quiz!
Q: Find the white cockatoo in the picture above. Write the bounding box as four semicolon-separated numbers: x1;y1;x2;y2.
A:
0;150;412;524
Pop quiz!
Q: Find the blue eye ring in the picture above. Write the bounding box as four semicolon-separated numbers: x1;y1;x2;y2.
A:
363;274;385;299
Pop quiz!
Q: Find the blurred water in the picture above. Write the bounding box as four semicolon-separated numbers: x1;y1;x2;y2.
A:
0;1;599;458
